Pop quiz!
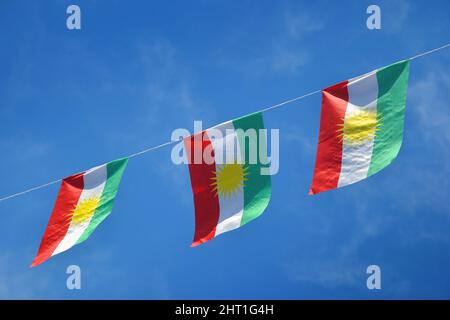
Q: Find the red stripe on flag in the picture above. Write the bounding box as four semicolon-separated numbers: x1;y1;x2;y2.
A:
31;173;84;267
184;131;220;246
309;81;349;195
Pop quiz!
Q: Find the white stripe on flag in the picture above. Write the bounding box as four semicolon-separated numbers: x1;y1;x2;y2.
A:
206;122;245;237
52;164;107;256
338;71;378;188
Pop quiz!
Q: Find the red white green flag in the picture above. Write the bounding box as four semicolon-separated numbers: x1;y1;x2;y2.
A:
32;158;128;267
310;60;410;195
184;112;271;246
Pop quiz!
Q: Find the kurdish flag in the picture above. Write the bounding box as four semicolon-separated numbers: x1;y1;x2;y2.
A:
184;112;271;246
32;158;128;266
310;60;410;195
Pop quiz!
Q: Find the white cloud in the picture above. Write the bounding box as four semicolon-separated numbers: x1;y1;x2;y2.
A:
282;63;450;292
214;8;322;76
284;11;324;40
383;0;412;33
409;69;450;146
0;251;51;299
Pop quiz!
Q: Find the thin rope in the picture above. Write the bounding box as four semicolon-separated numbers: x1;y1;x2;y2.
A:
0;43;449;203
258;89;322;114
408;43;450;61
128;140;179;159
0;179;62;202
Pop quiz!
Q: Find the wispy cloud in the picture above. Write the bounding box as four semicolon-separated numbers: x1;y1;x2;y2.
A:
215;8;323;76
283;125;316;155
0;251;51;299
93;37;217;152
282;61;450;293
382;0;412;33
409;69;450;146
284;11;324;39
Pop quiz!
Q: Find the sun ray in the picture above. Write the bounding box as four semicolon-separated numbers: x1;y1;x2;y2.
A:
70;197;100;225
211;163;248;199
337;109;382;146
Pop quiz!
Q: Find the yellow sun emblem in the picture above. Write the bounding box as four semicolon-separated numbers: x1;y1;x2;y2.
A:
338;109;382;145
211;163;249;199
71;197;100;225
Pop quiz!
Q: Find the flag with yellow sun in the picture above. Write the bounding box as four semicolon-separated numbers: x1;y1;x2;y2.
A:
310;60;410;195
31;158;128;266
184;112;271;246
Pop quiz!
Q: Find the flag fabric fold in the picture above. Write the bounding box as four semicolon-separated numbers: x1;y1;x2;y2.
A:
309;60;410;195
28;59;416;265
184;112;271;246
31;158;128;267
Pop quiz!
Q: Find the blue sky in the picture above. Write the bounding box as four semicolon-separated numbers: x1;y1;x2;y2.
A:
0;0;449;299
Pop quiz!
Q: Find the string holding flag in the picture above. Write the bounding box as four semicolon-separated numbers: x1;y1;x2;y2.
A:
310;60;410;195
0;43;448;204
31;158;128;266
0;43;448;266
184;112;271;246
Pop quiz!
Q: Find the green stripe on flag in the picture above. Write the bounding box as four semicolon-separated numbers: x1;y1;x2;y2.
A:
233;112;271;226
368;60;410;176
77;158;128;244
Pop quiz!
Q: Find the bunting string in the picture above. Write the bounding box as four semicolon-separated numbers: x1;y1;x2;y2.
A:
0;43;449;203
